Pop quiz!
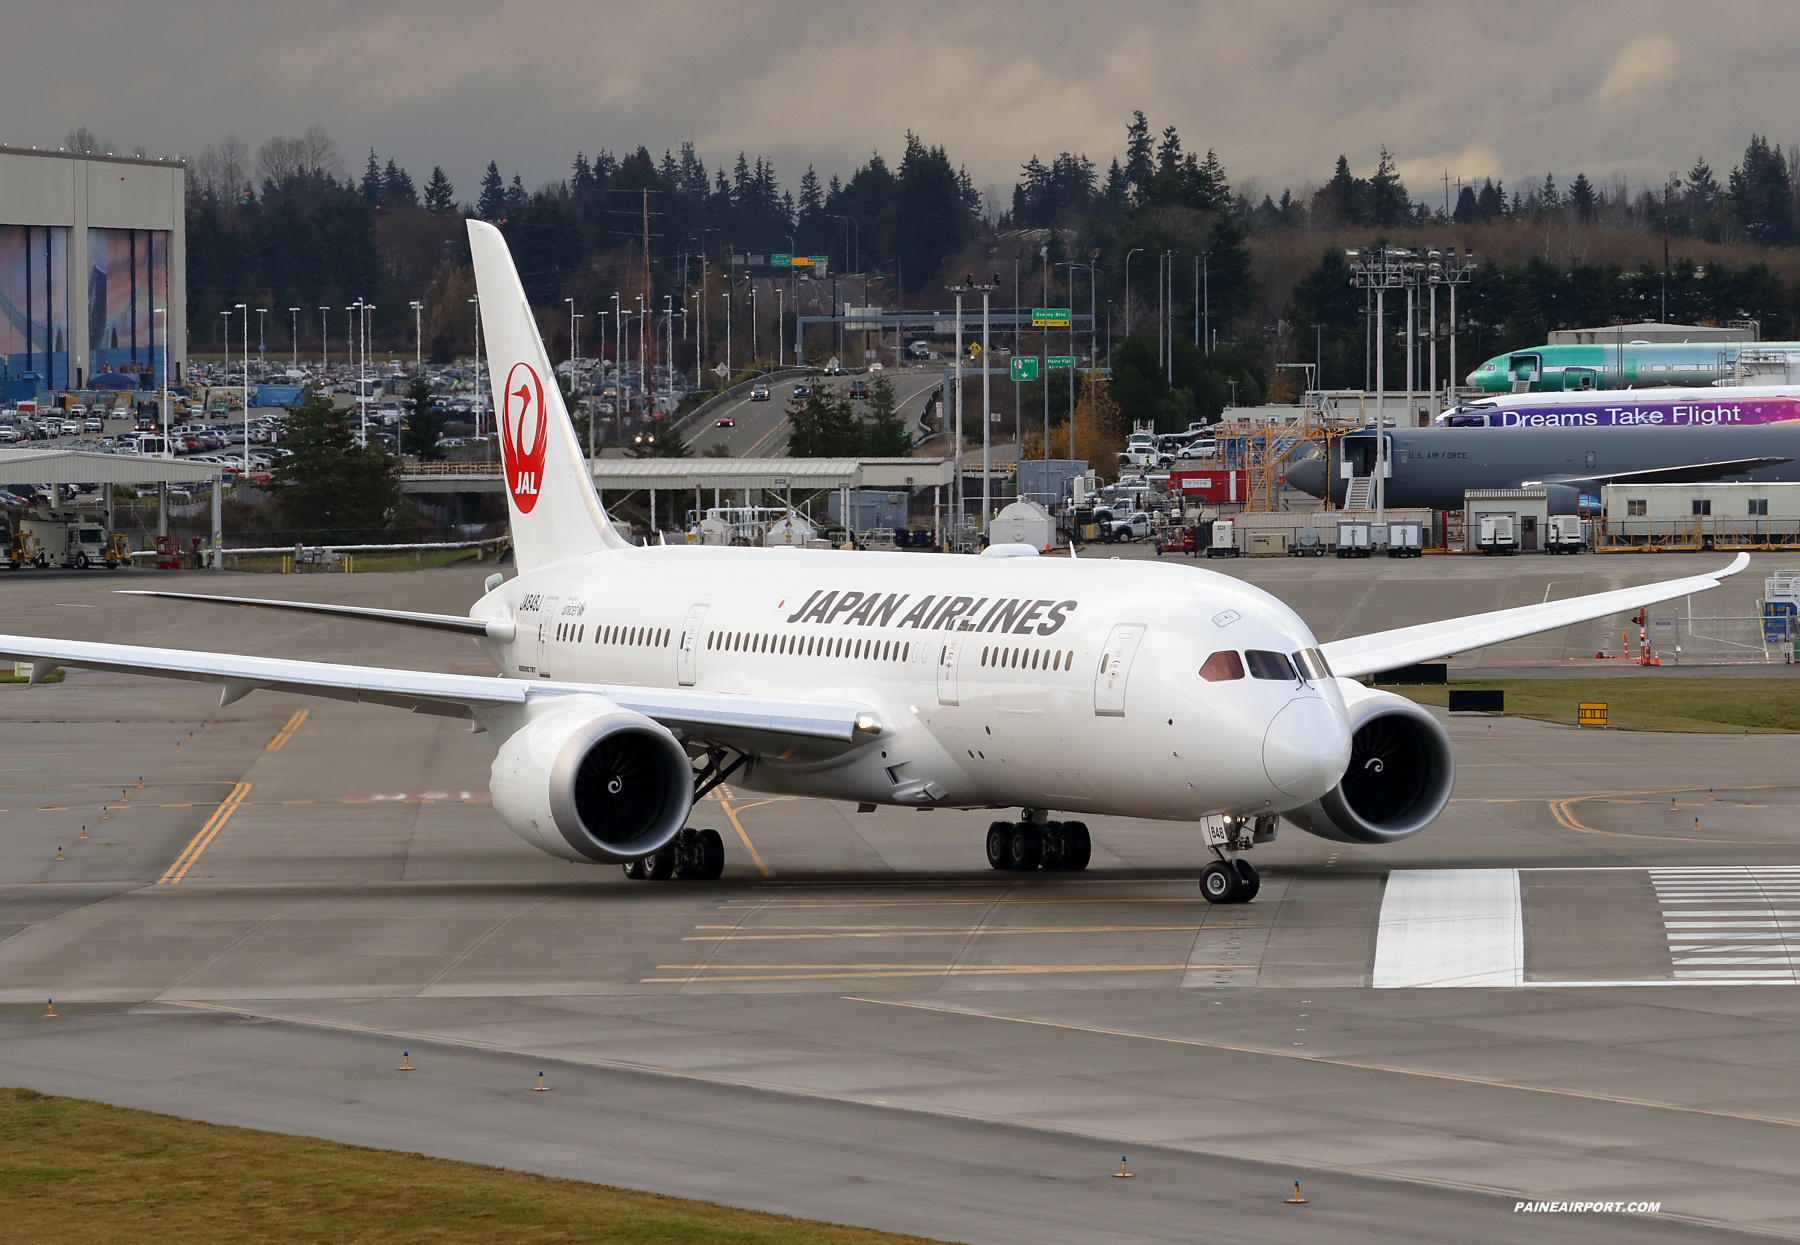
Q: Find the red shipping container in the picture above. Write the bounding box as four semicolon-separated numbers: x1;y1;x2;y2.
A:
1167;469;1245;503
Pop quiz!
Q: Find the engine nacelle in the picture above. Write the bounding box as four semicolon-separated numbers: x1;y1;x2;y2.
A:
1282;681;1455;845
490;695;692;864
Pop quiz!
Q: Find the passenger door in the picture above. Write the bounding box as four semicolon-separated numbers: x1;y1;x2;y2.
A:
1093;623;1147;717
677;603;708;686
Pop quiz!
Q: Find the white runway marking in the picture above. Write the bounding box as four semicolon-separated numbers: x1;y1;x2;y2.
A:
1652;866;1800;983
1372;869;1523;988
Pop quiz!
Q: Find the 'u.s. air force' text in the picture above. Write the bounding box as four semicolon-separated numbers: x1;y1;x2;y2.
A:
784;590;1077;635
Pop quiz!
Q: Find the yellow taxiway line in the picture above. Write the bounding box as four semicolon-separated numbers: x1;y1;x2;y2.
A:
157;782;252;884
264;708;309;751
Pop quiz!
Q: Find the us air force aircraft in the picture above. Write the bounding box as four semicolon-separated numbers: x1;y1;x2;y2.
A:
1287;424;1800;515
0;223;1750;904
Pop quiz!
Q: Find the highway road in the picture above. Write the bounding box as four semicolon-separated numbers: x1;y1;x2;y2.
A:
680;366;946;459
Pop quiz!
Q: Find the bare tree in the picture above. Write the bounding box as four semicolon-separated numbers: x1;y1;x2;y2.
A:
197;134;251;201
64;126;102;154
258;124;344;187
298;123;343;180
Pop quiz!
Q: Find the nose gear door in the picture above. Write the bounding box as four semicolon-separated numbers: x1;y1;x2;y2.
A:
677;603;708;686
1093;622;1146;717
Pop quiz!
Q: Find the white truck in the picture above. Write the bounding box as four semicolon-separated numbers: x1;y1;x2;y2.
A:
17;516;122;569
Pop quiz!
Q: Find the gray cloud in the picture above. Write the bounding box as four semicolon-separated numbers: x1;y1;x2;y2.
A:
5;0;1797;206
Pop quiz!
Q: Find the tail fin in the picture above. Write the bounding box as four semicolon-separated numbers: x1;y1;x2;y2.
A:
467;220;626;570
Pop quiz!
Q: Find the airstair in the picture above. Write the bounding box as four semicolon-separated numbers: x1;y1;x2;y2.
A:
1344;475;1373;510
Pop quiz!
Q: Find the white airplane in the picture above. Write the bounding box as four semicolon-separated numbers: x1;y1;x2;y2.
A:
0;222;1749;903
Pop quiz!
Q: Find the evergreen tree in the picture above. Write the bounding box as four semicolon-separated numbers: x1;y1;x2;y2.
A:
571;152;596;195
1452;185;1480;223
401;371;445;459
360;149;383;207
1729;135;1793;245
1367;147;1409;227
1567;173;1597;223
1124;111;1154;200
625;424;692;457
1476;178;1507;221
382;158;417;209
268;386;400;531
786;387;862;457
423;166;456;215
476;162;506;219
506;173;528;214
860;374;912;455
1317;155;1367;225
891;132;971;292
1539;173;1560;211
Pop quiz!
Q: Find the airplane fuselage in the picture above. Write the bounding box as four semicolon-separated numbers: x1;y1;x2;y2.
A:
1288;424;1800;512
470;545;1353;822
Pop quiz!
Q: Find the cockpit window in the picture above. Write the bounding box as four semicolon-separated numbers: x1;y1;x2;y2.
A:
1199;650;1245;682
1245;649;1296;681
1293;649;1332;682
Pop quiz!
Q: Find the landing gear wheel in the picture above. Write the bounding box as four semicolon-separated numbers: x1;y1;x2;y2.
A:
1007;823;1043;871
1061;822;1091;871
986;822;1012;870
1038;822;1066;871
622;857;646;880
696;828;725;880
1199;860;1241;904
1233;859;1260;902
641;845;676;881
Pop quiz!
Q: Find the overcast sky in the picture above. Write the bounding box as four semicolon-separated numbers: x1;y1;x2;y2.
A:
6;1;1797;210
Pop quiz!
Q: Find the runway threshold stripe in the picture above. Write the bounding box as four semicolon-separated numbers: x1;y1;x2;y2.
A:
265;709;309;752
1371;869;1523;988
156;782;252;885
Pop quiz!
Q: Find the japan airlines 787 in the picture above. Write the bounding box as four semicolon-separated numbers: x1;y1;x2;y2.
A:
0;222;1748;903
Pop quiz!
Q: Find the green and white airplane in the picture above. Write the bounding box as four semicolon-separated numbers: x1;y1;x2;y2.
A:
1469;341;1800;393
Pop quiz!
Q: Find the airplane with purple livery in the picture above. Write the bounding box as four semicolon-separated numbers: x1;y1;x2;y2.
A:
1435;385;1800;430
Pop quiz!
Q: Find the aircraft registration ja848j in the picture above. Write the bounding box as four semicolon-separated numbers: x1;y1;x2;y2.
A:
0;222;1751;904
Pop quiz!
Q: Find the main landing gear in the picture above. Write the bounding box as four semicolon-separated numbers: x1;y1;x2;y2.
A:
623;827;725;881
986;815;1091;872
1197;814;1277;904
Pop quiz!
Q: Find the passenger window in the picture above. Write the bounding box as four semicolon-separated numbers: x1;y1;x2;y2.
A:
1245;650;1297;681
1293;649;1332;682
1200;650;1245;682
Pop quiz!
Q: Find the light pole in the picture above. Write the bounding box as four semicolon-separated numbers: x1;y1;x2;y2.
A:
776;286;785;368
236;303;249;482
288;308;300;373
1200;253;1211;354
750;281;758;365
411;301;423;372
318;307;329;374
1124;248;1143;338
722;292;732;377
255;308;267;378
220;310;231;422
635;295;645;412
155;308;170;457
1063;262;1098;463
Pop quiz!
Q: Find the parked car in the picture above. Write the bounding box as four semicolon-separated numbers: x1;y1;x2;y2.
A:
83;418;103;432
59;421;80;435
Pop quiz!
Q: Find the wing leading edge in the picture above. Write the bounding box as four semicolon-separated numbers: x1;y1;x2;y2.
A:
1320;553;1749;678
0;633;872;745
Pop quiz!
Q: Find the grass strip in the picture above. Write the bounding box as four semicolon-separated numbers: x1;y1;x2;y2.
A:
0;1086;952;1245
1388;677;1800;733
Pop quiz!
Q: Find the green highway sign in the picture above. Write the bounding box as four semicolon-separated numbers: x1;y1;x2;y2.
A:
809;255;830;266
772;253;792;266
1032;307;1071;327
1047;355;1075;368
1010;357;1039;382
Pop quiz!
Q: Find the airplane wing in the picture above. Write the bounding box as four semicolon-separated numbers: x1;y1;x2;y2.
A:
117;590;516;640
0;633;874;745
1321;553;1749;678
1518;457;1792;488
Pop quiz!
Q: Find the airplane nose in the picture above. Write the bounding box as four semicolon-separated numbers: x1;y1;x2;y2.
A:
1287;456;1325;499
1263;697;1352;800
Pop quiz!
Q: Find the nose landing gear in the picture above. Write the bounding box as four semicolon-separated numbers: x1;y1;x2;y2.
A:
1198;814;1276;904
986;815;1091;872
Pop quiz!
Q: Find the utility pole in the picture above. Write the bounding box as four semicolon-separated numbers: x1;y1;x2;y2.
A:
289;307;300;373
411;301;423;373
236;303;249;482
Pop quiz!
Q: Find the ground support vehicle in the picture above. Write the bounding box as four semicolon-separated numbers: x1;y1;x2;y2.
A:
1336;522;1373;558
1545;514;1586;553
1155;526;1196;556
1478;514;1518;556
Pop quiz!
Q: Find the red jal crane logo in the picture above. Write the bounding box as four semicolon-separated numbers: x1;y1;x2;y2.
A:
500;362;547;512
